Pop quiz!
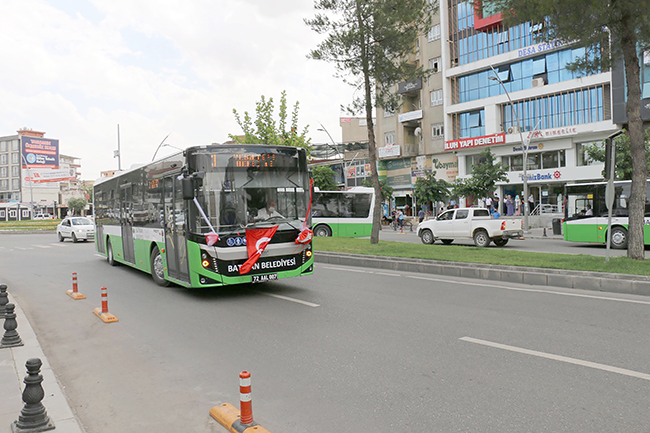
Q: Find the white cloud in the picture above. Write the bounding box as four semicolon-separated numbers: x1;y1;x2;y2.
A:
0;0;354;179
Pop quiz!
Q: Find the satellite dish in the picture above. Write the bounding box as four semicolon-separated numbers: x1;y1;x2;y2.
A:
414;127;422;136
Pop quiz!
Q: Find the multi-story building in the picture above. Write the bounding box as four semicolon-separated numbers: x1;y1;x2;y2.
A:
442;0;617;212
374;5;454;215
0;129;85;219
373;2;618;220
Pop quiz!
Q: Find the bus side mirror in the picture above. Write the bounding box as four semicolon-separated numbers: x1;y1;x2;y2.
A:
182;177;195;200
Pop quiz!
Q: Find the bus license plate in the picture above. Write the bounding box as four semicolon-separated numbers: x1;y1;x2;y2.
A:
252;274;278;283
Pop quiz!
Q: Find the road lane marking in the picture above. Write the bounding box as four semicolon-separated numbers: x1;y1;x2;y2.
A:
50;243;67;247
460;336;650;381
256;292;320;308
33;245;52;249
322;265;650;306
15;247;33;250
406;275;650;306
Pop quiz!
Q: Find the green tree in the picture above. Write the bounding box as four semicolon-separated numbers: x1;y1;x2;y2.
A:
230;91;311;151
312;165;340;191
67;197;88;215
306;0;436;244
414;172;451;211
363;177;393;203
452;148;508;203
586;130;650;180
486;0;650;259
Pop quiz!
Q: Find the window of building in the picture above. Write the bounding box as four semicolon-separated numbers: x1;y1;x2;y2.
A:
0;141;6;152
384;103;395;117
11;153;19;164
0;179;7;190
428;24;441;42
457;109;485;138
429;57;441;72
11;179;19;190
430;89;443;106
384;131;396;145
0;154;7;165
466;153;487;174
455;47;599;103
11;166;19;177
0;167;6;177
11;140;19;151
431;123;444;138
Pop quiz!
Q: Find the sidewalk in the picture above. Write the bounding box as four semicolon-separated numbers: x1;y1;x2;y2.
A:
0;293;83;433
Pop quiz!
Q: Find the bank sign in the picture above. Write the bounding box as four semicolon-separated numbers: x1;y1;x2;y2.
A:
21;136;59;169
444;133;505;151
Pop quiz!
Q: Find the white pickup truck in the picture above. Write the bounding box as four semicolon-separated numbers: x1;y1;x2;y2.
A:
417;207;523;247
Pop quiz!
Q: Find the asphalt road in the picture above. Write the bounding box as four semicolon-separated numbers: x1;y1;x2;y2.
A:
2;234;650;432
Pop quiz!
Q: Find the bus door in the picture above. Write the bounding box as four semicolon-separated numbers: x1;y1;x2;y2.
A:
163;176;189;282
120;183;135;264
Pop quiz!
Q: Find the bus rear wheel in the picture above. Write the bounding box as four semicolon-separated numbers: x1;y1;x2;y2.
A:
610;227;628;249
150;246;170;286
314;225;332;237
106;240;118;266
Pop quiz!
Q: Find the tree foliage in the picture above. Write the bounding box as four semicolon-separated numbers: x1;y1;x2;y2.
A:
67;197;88;215
414;172;451;209
452;148;508;202
586;130;650;181
312;165;340;191
363;177;393;203
229;91;311;151
485;0;650;259
306;0;436;243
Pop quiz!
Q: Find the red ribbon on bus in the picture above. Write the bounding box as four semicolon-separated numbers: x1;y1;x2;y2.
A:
239;226;279;275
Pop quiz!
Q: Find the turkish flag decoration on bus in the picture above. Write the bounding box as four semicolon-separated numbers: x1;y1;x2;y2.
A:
239;226;279;275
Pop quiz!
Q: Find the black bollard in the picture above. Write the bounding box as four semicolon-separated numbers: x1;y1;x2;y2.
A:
12;358;55;432
0;284;8;319
1;303;24;348
543;227;548;237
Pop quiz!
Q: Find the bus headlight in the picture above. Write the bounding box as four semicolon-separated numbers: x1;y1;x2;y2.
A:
202;259;211;268
306;250;312;258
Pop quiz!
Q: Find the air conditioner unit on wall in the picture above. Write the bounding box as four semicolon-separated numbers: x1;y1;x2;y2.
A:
507;126;521;135
532;77;545;88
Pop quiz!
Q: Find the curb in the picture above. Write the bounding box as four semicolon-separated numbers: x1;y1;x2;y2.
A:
315;251;650;297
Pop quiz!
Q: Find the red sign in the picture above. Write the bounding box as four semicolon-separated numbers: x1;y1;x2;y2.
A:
444;133;506;151
473;0;503;31
239;226;279;275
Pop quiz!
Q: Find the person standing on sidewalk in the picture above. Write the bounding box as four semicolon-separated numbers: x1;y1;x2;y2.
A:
396;208;405;233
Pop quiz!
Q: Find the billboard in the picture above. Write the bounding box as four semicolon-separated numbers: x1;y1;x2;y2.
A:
21;136;59;169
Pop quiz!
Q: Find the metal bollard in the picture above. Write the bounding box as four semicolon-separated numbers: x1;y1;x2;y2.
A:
1;303;23;348
0;284;8;319
543;227;547;237
12;358;55;432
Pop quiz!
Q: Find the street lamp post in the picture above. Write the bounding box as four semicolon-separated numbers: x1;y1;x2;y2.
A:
488;66;536;232
20;153;35;218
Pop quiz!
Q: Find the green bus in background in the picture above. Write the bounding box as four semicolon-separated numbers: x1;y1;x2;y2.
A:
93;144;314;287
562;179;650;249
312;187;375;237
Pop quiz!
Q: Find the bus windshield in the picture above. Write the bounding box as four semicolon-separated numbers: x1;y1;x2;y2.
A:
189;147;310;233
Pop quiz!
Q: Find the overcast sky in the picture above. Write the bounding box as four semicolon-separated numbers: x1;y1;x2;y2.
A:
0;0;355;179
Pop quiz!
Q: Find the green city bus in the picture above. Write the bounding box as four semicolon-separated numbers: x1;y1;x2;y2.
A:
94;144;314;287
563;180;650;249
312;187;375;237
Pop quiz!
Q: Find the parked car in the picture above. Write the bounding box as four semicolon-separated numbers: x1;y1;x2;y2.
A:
417;207;523;247
33;213;53;220
57;217;95;243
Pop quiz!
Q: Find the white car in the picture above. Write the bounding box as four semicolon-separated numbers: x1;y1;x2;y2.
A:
57;217;95;243
33;213;53;220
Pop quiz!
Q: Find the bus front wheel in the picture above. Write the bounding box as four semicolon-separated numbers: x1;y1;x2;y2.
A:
150;246;170;286
314;225;332;237
610;227;628;249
